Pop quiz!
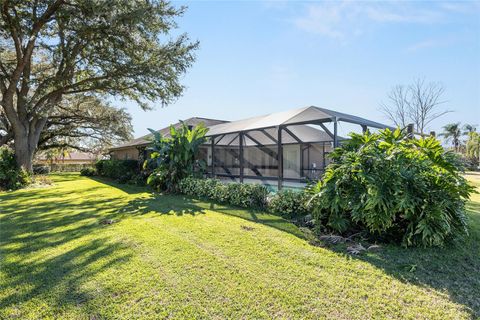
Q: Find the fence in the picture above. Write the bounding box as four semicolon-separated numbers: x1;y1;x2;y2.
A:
47;163;95;172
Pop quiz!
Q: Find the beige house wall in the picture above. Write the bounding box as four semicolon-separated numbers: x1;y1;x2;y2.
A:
110;147;141;160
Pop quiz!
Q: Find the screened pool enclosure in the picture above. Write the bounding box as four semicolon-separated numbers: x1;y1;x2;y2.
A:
200;106;392;189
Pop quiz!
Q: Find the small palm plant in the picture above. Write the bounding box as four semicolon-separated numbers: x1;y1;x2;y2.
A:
145;122;209;192
440;122;462;152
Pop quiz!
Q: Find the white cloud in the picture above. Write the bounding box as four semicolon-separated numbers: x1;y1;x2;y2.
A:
293;2;358;40
365;6;442;24
292;2;453;39
295;4;345;39
406;36;457;52
406;39;442;52
440;2;480;14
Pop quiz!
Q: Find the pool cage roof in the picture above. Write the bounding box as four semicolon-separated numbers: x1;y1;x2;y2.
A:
207;106;391;138
205;106;393;189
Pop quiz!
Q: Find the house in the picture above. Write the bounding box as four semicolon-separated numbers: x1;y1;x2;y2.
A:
35;151;101;172
109;117;228;162
109;106;392;189
35;152;100;165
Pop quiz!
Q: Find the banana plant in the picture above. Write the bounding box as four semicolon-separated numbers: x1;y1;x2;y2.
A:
145;122;209;192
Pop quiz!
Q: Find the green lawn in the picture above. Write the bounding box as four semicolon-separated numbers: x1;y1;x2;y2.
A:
0;173;479;319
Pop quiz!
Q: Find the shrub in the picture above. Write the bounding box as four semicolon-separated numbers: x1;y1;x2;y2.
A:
225;183;268;208
132;175;148;186
0;146;30;190
146;123;208;192
268;189;311;219
32;164;50;175
80;167;96;176
95;159;139;183
178;177;268;209
310;128;475;247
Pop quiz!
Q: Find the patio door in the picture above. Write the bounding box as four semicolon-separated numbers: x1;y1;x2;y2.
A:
283;145;301;179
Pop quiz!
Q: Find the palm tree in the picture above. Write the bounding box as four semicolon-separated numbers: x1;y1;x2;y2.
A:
440;123;462;152
463;124;477;135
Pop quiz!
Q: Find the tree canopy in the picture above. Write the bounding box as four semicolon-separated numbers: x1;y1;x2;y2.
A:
0;0;198;170
38;95;133;152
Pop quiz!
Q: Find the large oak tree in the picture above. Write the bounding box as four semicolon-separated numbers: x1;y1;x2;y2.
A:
0;0;197;171
1;94;134;153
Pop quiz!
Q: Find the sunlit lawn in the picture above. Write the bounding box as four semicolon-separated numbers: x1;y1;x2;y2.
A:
0;173;478;319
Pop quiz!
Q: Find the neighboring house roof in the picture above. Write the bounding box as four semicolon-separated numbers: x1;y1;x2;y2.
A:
206;106;393;137
109;117;228;151
36;152;100;162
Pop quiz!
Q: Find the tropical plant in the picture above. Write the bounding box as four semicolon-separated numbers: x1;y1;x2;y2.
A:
146;123;209;192
440;123;462;152
310;128;474;247
0;146;30;190
463;124;477;135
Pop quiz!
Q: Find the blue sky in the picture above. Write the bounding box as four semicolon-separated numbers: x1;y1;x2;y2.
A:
120;0;480;137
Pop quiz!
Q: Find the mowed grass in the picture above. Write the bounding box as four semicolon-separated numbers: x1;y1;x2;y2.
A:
0;173;479;319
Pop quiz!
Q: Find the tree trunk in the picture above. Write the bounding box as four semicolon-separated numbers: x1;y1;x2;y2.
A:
14;133;33;172
12;117;47;172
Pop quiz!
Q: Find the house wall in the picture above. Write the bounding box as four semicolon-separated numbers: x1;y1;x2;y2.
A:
110;147;140;160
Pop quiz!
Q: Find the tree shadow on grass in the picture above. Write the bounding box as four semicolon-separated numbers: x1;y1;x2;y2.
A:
87;176;480;317
0;186;134;316
88;176;148;195
320;200;480;318
0;239;133;314
119;194;206;217
91;176;305;239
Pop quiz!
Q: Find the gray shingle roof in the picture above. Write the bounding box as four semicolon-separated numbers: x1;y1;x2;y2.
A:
109;117;228;151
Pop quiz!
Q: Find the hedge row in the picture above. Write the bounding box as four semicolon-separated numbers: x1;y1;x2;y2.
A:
268;189;312;218
95;159;140;183
177;177;311;218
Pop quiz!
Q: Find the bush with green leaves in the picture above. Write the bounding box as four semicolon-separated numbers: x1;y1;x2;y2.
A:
224;182;269;208
268;189;311;219
95;159;139;183
32;165;50;175
310;128;475;247
80;167;96;176
178;177;268;209
146;122;208;192
0;146;30;190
